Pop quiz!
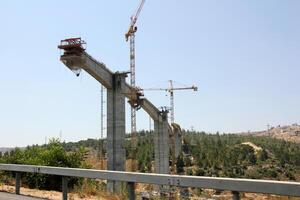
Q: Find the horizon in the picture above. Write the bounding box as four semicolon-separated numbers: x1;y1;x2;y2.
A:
1;122;298;148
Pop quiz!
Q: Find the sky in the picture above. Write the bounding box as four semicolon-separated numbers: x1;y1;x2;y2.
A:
0;1;299;147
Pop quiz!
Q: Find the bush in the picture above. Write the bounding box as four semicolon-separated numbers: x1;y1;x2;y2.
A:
264;168;278;179
245;169;262;179
285;170;296;180
0;138;86;191
257;149;268;161
195;168;205;176
184;156;192;167
176;154;185;174
186;168;193;176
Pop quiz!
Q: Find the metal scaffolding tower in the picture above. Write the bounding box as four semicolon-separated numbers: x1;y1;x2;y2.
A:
125;0;145;162
130;33;136;141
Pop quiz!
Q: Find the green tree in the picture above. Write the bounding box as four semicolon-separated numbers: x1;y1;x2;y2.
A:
0;138;86;190
257;149;268;162
176;154;185;174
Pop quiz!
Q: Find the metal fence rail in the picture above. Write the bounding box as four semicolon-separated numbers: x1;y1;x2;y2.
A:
0;164;300;200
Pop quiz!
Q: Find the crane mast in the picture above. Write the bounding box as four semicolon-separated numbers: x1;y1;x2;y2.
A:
169;80;175;123
125;0;145;171
130;31;136;142
126;0;145;139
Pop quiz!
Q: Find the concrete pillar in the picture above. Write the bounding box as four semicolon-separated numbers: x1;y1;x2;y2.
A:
154;112;169;174
173;127;182;159
107;73;126;193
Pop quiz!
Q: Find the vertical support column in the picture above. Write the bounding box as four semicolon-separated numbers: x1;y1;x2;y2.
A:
107;73;126;193
15;172;21;195
153;112;170;174
62;176;68;200
153;111;170;196
232;191;240;200
173;126;182;159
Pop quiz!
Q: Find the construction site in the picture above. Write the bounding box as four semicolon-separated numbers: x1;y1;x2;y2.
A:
1;1;300;200
57;1;198;197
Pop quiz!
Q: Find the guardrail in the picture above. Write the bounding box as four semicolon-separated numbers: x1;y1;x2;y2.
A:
0;164;300;200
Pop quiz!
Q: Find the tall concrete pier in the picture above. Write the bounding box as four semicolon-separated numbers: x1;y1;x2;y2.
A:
154;111;170;174
171;123;182;159
107;73;126;192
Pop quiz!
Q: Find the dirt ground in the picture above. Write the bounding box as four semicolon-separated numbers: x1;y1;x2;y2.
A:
1;184;300;200
0;185;121;200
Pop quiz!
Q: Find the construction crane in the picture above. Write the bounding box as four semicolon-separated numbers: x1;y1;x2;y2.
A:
125;0;145;163
141;80;198;123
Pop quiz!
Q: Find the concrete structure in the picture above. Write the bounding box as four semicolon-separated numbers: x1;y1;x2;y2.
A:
106;73;126;192
154;110;169;174
171;123;182;159
1;164;300;200
58;38;170;193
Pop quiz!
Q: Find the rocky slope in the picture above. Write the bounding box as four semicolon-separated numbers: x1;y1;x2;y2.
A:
245;123;300;143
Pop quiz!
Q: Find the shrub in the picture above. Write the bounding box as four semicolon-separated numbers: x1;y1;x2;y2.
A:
0;138;86;191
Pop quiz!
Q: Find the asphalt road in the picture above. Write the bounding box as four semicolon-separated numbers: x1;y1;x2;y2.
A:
0;192;45;200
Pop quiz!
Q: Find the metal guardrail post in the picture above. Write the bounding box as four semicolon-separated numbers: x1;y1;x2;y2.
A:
15;172;21;195
232;191;240;200
62;176;68;200
127;182;135;200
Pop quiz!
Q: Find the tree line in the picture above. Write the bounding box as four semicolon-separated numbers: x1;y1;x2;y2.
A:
1;130;299;192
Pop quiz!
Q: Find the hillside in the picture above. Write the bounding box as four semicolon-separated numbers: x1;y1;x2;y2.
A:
58;130;300;181
182;131;300;181
243;124;300;143
1;131;300;199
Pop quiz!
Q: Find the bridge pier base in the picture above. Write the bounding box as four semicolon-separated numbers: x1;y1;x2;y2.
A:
107;73;126;193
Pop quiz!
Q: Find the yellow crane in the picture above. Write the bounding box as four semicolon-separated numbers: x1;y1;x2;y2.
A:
141;80;198;123
125;0;145;42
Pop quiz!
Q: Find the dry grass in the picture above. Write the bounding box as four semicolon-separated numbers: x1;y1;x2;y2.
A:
0;184;125;200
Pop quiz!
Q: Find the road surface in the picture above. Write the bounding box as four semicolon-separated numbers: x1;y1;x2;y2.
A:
0;192;45;200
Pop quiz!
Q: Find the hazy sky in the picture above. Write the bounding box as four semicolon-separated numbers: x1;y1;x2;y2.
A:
0;1;299;147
